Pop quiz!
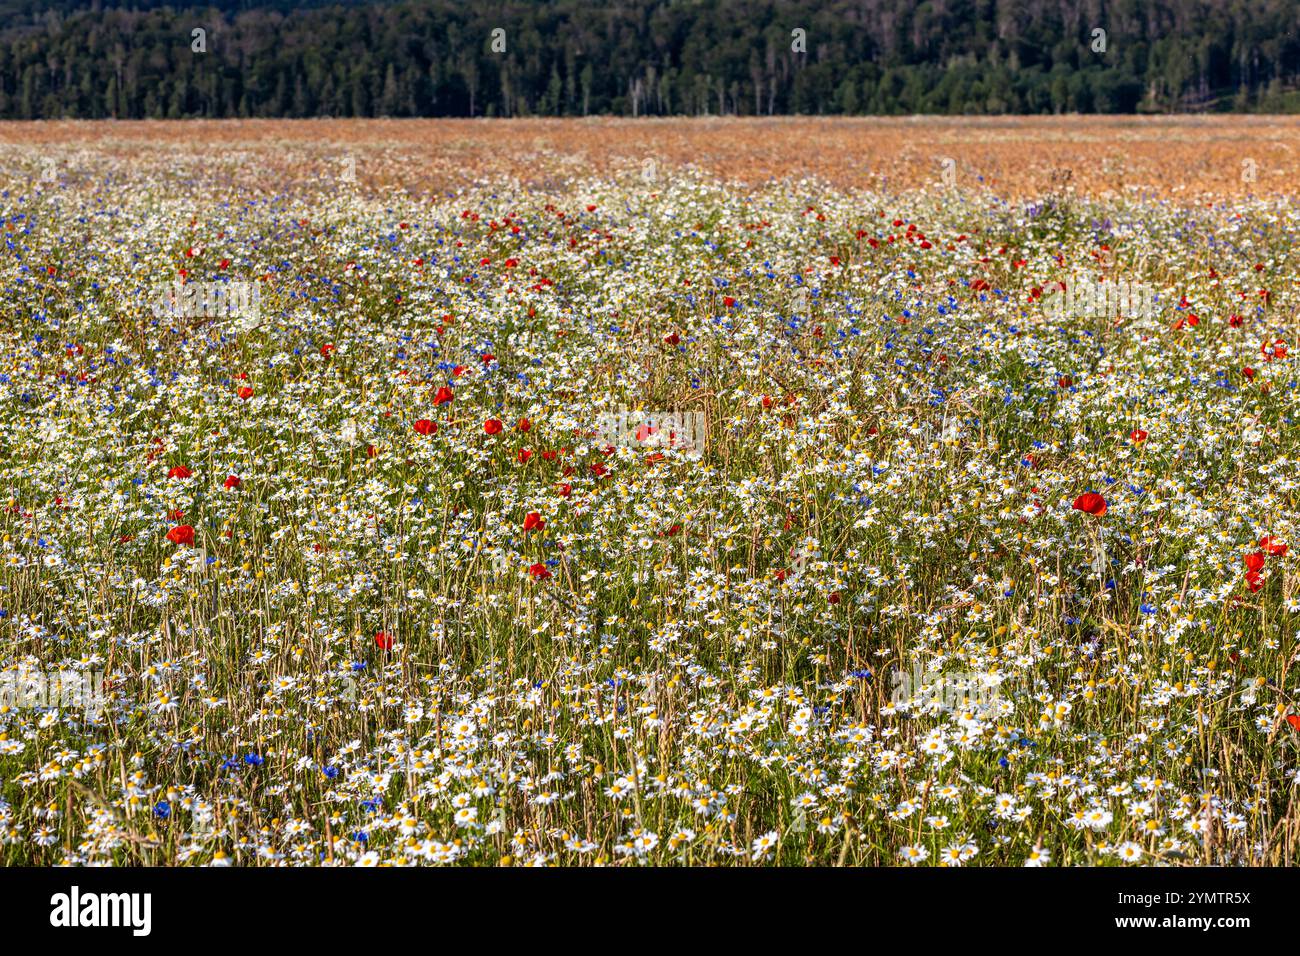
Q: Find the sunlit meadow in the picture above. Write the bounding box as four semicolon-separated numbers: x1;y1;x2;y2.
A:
1;121;1298;866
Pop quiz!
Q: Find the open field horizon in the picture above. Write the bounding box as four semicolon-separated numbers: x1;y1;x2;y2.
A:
3;115;1298;199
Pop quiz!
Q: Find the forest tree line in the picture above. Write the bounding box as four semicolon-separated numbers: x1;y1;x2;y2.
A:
0;0;1297;119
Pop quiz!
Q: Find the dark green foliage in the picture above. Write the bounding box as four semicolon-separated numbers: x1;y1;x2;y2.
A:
0;0;1295;118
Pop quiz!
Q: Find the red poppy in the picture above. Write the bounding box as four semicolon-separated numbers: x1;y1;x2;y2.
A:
774;569;788;582
664;331;680;346
223;475;241;489
166;525;195;546
1245;551;1267;573
414;419;437;435
517;449;533;464
1288;715;1300;732
433;386;454;405
517;417;531;432
557;483;572;498
1072;493;1107;516
167;466;193;479
1057;375;1075;389
1259;536;1288;557
1130;429;1148;443
484;419;503;435
237;386;254;400
723;296;737;308
374;631;394;651
1246;572;1265;592
1243;366;1256;379
528;562;552;580
590;462;609;478
1261;339;1288;360
523;512;544;532
320;343;336;356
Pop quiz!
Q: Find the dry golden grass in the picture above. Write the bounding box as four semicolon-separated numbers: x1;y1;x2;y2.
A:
0;116;1296;199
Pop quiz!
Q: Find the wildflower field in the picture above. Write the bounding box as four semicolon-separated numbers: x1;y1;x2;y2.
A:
1;118;1299;867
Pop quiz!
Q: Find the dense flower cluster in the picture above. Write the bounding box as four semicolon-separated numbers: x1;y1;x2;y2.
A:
0;147;1298;866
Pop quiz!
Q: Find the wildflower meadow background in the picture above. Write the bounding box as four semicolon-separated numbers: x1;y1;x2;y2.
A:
1;117;1298;867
